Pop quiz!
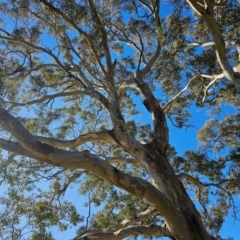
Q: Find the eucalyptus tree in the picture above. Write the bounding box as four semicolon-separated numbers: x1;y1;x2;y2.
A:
0;0;239;239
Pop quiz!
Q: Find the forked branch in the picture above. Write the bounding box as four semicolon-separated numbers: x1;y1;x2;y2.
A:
186;0;240;86
0;108;191;239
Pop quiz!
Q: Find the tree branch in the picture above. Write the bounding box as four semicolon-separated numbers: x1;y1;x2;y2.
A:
0;108;189;239
164;74;200;113
87;0;114;85
106;157;139;165
187;39;238;48
177;173;236;199
3;91;86;110
36;130;115;148
134;71;168;154
117;79;139;100
186;0;240;86
39;0;107;76
78;207;159;237
0;153;17;185
75;224;173;240
0;30;87;87
107;207;159;232
213;0;228;7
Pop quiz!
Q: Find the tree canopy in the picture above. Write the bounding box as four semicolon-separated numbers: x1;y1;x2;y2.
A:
0;0;240;239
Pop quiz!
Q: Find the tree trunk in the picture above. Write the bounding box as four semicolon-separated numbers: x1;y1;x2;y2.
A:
144;142;212;240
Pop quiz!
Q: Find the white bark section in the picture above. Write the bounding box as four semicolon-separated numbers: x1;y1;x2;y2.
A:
187;0;240;86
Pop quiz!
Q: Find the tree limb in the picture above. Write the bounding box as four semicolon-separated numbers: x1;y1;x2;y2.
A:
213;0;228;7
134;71;168;154
107;207;159;232
177;173;236;199
0;107;190;239
75;224;173;240
186;0;240;86
187;39;237;48
39;0;107;76
106;157;139;165
78;207;159;237
3;91;86;110
87;0;114;85
164;74;200;113
36;130;115;148
117;79;139;100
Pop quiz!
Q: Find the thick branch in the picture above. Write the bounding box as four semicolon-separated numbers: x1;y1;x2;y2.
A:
187;0;240;86
0;108;191;239
75;224;172;240
141;42;161;75
203;15;240;86
36;130;115;148
134;71;168;154
106;157;139;165
78;207;159;237
117;79;139;100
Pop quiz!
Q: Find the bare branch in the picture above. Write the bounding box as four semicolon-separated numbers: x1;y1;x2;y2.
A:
28;63;60;71
106;157;139;165
187;39;237;48
36;130;115;148
88;0;114;85
117;79;139;100
177;173;236;198
141;42;161;75
213;0;228;6
39;0;107;76
78;207;159;238
107;207;159;232
203;15;240;85
75;224;172;240
164;74;200;113
4;91;86;110
58;170;87;196
186;0;209;16
201;77;220;103
0;153;17;185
